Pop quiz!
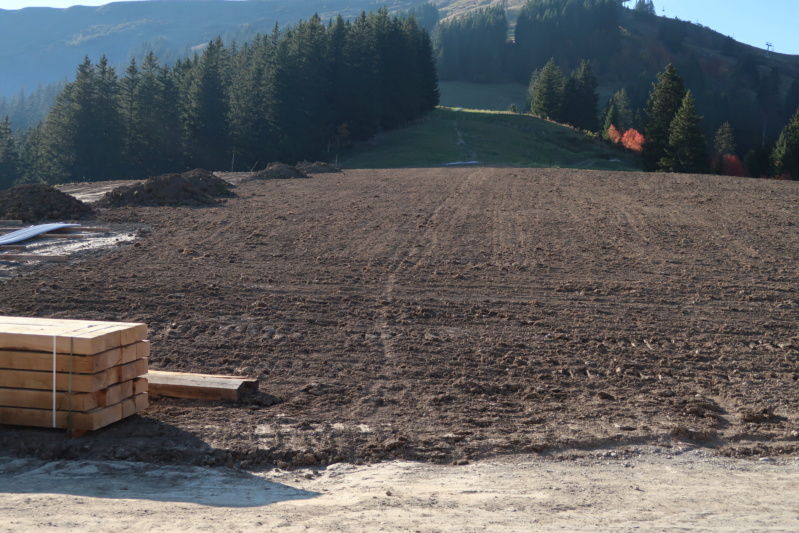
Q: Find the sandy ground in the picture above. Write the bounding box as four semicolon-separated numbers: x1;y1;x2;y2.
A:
1;447;798;532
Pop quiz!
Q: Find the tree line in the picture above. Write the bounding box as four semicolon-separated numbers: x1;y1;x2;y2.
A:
433;0;799;162
0;8;439;188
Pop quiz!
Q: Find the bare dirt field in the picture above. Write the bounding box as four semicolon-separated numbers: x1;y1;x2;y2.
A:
1;167;799;470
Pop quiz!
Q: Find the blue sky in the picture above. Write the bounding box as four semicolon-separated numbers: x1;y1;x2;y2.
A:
2;0;798;54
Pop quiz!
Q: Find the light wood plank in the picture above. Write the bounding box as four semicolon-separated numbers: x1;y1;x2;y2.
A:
146;370;258;401
0;379;135;411
0;393;148;431
0;341;148;374
0;358;148;393
0;317;147;355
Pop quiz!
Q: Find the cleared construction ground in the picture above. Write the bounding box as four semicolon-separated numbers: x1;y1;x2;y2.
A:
0;167;798;467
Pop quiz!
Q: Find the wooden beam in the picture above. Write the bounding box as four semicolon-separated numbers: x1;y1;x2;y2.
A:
0;358;148;393
0;341;148;374
0;245;27;250
0;317;148;355
0;378;144;411
0;393;148;431
146;370;258;401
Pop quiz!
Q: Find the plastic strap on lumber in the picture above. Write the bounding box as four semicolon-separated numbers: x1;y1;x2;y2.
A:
0;223;81;246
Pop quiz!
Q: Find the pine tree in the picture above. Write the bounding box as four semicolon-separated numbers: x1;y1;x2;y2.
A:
605;89;633;132
562;60;599;132
19;122;47;184
634;0;656;15
643;64;687;171
530;58;565;121
182;38;231;169
602;103;618;140
713;122;736;156
713;121;737;175
773;106;799;179
658;91;709;174
0;116;20;189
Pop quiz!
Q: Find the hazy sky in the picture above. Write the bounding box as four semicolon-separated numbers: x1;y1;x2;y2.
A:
2;0;798;54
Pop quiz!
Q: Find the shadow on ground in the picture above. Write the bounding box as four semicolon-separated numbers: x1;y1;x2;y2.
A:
0;456;318;507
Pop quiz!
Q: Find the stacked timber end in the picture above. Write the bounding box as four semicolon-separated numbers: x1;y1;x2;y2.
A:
0;317;149;431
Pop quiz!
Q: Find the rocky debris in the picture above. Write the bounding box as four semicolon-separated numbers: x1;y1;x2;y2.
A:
246;163;309;181
97;169;234;207
296;161;341;174
0;184;93;222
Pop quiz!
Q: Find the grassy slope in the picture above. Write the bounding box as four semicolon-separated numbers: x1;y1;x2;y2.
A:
438;81;530;112
339;108;637;170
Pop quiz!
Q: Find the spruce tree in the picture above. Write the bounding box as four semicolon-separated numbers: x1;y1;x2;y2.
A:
713;122;736;156
773;106;799;179
530;58;565;121
643;64;687;171
0;116;20;189
713;121;737;175
562;60;599;132
658;91;709;174
20;122;46;184
606;89;633;132
602;103;618;140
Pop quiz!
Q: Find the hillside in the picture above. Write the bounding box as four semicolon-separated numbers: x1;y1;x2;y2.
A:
0;0;412;97
340;108;638;170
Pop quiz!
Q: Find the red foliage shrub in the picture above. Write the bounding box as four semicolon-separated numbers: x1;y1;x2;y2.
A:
607;124;622;144
621;129;645;152
721;154;746;177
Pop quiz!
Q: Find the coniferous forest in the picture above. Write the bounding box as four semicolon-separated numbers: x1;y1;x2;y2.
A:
2;0;799;186
0;9;438;187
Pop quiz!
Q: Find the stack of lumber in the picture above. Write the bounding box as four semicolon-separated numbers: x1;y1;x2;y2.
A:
0;317;149;432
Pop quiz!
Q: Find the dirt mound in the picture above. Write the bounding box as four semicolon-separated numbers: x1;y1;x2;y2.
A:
97;169;234;207
0;184;93;222
296;161;341;174
247;163;309;181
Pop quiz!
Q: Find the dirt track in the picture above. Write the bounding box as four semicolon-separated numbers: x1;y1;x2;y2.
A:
1;167;798;466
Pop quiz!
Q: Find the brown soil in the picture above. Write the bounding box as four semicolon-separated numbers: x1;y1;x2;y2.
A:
96;169;234;207
247;163;309;181
1;167;798;468
0;184;93;222
296;161;342;174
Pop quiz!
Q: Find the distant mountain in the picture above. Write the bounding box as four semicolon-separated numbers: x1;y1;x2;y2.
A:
0;0;412;97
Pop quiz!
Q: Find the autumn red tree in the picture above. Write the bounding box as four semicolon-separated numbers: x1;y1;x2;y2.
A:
621;128;645;152
721;154;745;176
607;124;622;144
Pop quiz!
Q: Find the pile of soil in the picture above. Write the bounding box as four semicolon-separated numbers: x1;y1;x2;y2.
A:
247;163;309;181
0;184;93;222
97;169;234;207
296;161;341;174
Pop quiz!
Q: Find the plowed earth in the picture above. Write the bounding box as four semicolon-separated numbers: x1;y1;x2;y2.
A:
1;167;798;467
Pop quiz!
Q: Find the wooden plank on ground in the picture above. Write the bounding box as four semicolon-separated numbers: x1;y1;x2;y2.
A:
0;341;149;374
0;393;148;431
0;358;148;393
0;317;148;355
146;370;258;401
